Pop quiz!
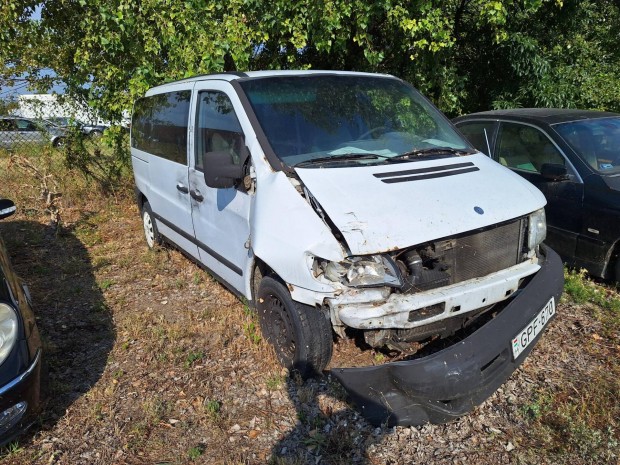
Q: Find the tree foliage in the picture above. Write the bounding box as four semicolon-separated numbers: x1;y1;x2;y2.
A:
1;0;619;121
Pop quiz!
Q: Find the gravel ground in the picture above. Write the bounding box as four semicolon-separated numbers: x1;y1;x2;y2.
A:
0;199;617;465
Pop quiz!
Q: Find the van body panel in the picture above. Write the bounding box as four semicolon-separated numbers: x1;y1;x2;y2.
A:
295;154;546;255
250;170;346;304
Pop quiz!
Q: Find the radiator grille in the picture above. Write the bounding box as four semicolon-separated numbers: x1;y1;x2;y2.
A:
451;219;524;283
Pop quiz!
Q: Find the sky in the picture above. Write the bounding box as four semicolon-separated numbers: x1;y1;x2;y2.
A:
0;5;66;99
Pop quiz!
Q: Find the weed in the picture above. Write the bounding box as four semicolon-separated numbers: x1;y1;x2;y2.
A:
520;367;620;463
92;402;104;421
1;441;23;458
243;321;262;345
100;278;114;290
192;272;203;285
187;446;204;460
302;430;327;450
266;373;284;391
564;268;620;312
185;351;204;368
373;352;385;364
143;397;169;423
204;399;221;419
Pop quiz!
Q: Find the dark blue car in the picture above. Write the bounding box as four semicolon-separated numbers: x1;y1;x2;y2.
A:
455;109;620;280
0;199;43;445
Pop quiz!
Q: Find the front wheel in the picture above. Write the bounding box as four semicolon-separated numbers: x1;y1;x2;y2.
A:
256;276;333;378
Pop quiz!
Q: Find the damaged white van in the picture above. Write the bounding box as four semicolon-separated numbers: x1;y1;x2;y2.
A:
130;71;564;426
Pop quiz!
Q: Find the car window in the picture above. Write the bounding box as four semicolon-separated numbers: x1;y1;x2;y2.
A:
195;91;244;171
456;121;496;155
131;90;191;164
16;119;37;131
554;117;620;174
240;75;470;167
497;122;565;173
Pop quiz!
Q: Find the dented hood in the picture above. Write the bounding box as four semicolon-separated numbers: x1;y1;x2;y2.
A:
295;153;546;255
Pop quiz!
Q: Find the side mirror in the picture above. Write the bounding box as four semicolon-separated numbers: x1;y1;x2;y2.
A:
0;199;16;220
540;163;569;181
202;150;245;189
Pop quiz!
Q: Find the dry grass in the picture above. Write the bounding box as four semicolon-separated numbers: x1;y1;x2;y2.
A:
0;149;619;464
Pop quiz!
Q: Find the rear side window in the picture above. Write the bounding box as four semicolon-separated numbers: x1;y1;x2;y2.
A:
456;121;496;156
132;90;191;164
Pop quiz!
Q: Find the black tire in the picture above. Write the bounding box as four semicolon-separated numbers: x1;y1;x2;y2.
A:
53;137;65;148
90;130;103;139
141;201;162;249
256;276;333;378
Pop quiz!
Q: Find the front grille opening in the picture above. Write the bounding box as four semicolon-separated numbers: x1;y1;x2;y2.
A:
451;305;461;313
407;303;445;322
393;217;527;294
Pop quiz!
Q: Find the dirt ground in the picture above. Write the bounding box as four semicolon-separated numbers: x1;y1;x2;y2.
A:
0;191;619;465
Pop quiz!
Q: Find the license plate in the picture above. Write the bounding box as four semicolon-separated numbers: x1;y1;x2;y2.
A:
512;297;556;359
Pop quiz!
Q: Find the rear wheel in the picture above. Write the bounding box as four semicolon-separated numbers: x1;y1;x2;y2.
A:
256;276;333;378
141;201;162;249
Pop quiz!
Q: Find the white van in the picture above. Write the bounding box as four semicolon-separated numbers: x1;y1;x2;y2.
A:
131;71;564;426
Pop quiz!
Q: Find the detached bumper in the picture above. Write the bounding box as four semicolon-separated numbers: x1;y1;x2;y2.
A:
330;245;564;426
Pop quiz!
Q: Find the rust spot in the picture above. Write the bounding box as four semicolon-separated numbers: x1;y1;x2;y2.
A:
287;283;294;292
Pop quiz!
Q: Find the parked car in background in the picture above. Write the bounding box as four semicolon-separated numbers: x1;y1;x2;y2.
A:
46;117;108;138
0;117;66;150
454;109;620;280
0;198;43;445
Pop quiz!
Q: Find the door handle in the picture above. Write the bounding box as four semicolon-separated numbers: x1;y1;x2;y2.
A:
176;183;189;194
190;189;204;202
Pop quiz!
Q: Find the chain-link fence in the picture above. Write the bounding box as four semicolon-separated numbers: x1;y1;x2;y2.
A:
0;116;66;157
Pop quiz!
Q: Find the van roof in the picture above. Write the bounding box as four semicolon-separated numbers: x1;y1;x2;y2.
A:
145;70;395;93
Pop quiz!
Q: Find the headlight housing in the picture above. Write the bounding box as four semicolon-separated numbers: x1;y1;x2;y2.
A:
0;303;18;365
528;208;547;250
317;255;402;288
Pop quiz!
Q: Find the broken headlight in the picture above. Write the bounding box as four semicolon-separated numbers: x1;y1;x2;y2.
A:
317;255;402;288
528;208;547;250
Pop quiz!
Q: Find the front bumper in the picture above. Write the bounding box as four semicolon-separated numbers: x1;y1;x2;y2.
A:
330;245;564;426
0;349;42;446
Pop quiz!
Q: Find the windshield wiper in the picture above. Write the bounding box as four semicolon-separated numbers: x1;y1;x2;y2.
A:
391;147;474;160
294;152;391;167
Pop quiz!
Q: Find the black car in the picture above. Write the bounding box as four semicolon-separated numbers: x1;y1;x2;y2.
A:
0;199;43;445
454;109;620;280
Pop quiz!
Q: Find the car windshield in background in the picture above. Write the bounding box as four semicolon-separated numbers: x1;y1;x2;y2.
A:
239;75;472;167
554;117;620;175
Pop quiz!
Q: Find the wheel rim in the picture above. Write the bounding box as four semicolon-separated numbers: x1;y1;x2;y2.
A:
143;211;155;248
265;292;296;364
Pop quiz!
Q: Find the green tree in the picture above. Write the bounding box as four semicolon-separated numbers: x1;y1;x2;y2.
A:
4;0;618;121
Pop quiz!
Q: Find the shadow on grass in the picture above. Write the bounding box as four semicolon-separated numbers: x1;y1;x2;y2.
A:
0;220;115;440
270;374;385;465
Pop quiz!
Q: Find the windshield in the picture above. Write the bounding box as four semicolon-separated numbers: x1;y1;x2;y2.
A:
554;117;620;174
239;75;471;167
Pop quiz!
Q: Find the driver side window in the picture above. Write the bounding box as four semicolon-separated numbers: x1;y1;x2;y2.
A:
195;91;243;171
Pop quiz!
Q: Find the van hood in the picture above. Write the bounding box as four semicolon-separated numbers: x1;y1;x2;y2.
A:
295;153;546;255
